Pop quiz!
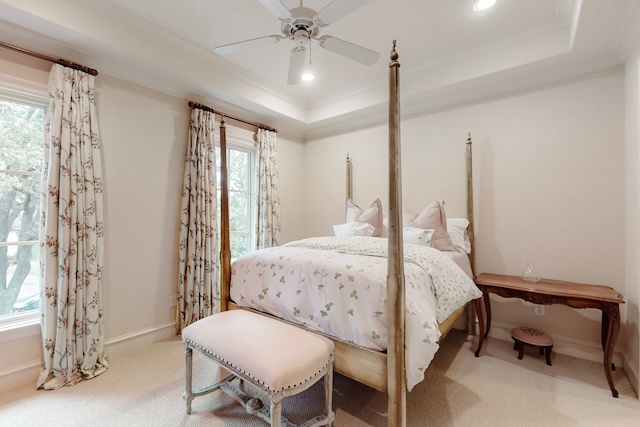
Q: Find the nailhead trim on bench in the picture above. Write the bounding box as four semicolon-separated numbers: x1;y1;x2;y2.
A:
183;339;333;394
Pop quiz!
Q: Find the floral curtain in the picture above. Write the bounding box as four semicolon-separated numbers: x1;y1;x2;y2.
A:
38;64;107;390
176;108;218;332
255;129;281;249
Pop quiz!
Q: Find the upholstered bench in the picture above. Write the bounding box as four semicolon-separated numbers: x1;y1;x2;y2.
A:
511;326;554;366
182;309;335;427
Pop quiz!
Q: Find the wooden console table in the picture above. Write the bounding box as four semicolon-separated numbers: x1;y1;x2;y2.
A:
473;273;625;398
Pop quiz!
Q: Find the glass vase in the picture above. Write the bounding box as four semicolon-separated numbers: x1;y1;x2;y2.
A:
522;258;540;283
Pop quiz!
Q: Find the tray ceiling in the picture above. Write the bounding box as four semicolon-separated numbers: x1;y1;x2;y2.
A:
0;0;637;138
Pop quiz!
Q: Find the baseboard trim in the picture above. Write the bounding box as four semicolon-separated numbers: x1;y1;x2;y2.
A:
622;354;639;397
104;321;177;356
0;359;41;379
0;361;41;394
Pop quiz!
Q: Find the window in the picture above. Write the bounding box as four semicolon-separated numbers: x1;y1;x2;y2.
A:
216;139;256;259
0;89;46;321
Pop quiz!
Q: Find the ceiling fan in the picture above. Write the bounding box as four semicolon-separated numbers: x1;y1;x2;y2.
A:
214;0;380;84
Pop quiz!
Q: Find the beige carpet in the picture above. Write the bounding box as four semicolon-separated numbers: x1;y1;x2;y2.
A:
1;330;638;426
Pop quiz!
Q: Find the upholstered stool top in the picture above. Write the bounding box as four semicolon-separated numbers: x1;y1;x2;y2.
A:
182;310;335;394
511;326;553;347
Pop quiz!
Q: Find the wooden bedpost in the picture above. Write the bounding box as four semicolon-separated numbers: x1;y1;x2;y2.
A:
219;116;230;312
346;154;353;204
466;133;476;334
387;40;406;427
466;133;475;276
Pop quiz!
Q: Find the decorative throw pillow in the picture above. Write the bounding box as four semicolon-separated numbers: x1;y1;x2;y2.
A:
346;198;383;237
333;222;375;237
403;200;456;251
403;227;434;246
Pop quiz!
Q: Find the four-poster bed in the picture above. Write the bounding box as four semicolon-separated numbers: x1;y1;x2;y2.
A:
213;42;481;425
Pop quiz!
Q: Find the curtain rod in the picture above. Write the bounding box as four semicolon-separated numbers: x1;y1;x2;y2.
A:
188;101;277;133
0;40;98;76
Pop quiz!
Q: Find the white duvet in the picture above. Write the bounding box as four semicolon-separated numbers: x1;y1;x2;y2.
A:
230;236;481;390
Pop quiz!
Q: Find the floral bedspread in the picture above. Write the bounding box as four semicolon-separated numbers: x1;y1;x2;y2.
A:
229;236;481;390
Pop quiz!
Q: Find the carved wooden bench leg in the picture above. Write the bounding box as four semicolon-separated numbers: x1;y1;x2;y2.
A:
183;345;194;415
270;400;282;427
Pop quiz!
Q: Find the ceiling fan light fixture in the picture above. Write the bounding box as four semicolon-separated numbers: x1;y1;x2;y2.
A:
473;0;497;11
301;72;315;81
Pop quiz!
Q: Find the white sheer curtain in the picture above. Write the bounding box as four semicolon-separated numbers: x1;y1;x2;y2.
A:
38;64;108;390
176;108;218;332
255;129;281;249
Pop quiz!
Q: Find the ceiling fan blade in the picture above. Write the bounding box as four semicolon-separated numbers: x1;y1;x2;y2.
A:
214;35;283;55
287;46;306;85
257;0;291;20
317;36;379;66
315;0;370;26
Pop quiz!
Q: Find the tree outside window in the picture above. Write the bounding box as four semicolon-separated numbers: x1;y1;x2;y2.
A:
216;144;254;259
0;98;44;316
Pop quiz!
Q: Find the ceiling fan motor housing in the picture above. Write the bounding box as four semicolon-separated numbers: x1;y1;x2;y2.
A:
282;6;320;44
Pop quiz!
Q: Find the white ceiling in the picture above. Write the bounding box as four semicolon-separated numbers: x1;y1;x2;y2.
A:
0;0;638;139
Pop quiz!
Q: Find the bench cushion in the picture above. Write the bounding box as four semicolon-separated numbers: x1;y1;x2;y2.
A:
182;310;334;394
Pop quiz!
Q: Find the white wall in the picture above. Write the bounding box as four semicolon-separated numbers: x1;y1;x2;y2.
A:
624;44;640;393
97;74;189;341
275;132;307;244
0;51;305;392
304;68;628;365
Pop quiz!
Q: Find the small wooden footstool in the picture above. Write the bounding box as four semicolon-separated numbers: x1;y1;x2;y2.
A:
182;309;335;427
511;326;553;366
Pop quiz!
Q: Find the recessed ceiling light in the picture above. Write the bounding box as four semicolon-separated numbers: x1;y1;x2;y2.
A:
473;0;497;11
301;73;315;81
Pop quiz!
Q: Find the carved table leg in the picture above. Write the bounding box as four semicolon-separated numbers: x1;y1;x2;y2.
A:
467;302;477;335
483;290;492;339
474;298;485;357
602;304;620;398
601;310;615;371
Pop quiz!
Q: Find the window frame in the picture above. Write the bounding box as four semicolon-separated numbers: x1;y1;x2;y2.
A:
0;83;47;332
216;134;257;259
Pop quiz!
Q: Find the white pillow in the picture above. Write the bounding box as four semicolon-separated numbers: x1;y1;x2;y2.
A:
379;221;434;247
403;227;434;246
333;222;375;237
447;218;472;254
